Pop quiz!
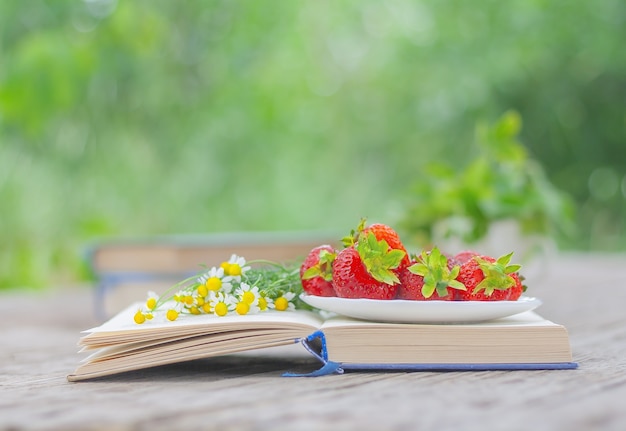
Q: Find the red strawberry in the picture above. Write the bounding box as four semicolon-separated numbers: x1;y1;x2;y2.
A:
508;273;525;300
300;245;337;297
456;252;523;301
343;219;410;265
452;250;480;266
398;247;466;301
397;267;426;300
332;232;405;300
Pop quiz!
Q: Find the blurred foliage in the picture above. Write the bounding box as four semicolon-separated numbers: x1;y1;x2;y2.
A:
0;0;625;288
399;111;576;245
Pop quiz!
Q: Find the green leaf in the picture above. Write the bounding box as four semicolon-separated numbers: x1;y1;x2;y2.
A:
475;274;515;295
382;249;405;269
422;280;436;298
472;252;521;295
356;232;404;285
495;110;522;140
408;262;429;277
409;246;467;298
301;249;335;281
505;264;522;274
448;279;466;291
317;249;336;281
369;267;401;285
496;252;514;267
302;266;321;280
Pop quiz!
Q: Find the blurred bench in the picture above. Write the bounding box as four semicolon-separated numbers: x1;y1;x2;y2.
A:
88;231;339;319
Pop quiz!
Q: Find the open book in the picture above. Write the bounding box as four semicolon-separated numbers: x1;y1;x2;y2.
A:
68;303;576;381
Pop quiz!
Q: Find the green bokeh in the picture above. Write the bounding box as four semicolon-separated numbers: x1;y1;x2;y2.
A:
1;0;625;288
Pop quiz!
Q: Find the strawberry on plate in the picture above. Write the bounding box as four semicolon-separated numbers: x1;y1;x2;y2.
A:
456;252;524;301
451;250;480;266
300;245;337;297
333;232;406;300
342;219;410;266
398;247;466;301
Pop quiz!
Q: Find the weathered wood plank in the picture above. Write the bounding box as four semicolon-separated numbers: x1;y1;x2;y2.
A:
1;253;626;431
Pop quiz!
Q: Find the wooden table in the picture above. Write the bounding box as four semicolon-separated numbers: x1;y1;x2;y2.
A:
2;252;626;430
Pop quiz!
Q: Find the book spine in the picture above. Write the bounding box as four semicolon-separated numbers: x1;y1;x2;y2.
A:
283;331;344;377
283;331;578;377
339;363;579;371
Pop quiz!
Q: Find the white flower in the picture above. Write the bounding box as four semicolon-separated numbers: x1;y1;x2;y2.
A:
197;266;223;284
223;254;251;281
207;291;236;317
235;282;260;306
233;283;261;315
274;292;296;312
258;294;273;311
198;266;232;293
145;291;159;311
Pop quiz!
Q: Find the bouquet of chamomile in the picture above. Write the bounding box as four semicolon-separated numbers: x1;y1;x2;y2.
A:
133;254;306;324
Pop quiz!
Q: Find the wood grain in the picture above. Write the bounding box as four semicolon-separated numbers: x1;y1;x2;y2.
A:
1;253;626;431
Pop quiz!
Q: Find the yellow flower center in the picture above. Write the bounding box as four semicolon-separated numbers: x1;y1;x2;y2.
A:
195;296;205;306
197;285;208;297
236;302;250;315
214;302;229;316
189;306;200;315
206;277;222;291
134;311;146;324
274;297;289;311
258;297;268;311
220;262;231;274
166;309;179;321
146;297;157;311
202;303;212;314
184;295;194;306
229;264;242;276
242;291;255;304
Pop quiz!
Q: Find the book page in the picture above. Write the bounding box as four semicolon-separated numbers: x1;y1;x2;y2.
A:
319;312;572;364
70;304;325;381
80;303;324;347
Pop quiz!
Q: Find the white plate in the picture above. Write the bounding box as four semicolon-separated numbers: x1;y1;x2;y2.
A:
300;294;542;324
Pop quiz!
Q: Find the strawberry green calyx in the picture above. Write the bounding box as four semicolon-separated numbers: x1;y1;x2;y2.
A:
341;218;367;248
302;249;336;281
356;232;405;285
474;252;522;295
409;247;466;298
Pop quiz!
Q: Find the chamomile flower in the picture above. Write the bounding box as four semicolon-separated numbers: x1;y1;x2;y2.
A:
235;283;260;306
258;294;273;311
234;283;261;315
235;300;259;315
145;291;159;311
134;309;147;324
273;292;296;312
208;291;236;317
166;302;183;321
221;254;251;281
130;254;304;323
173;290;187;303
198;266;232;293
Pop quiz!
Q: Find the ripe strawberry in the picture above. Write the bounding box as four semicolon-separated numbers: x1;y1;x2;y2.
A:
508;273;526;300
342;219;410;265
300;245;337;297
332;232;405;300
452;250;480;266
398;247;466;301
456;252;523;301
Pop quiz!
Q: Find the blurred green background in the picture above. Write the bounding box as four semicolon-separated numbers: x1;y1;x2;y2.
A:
1;0;625;289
